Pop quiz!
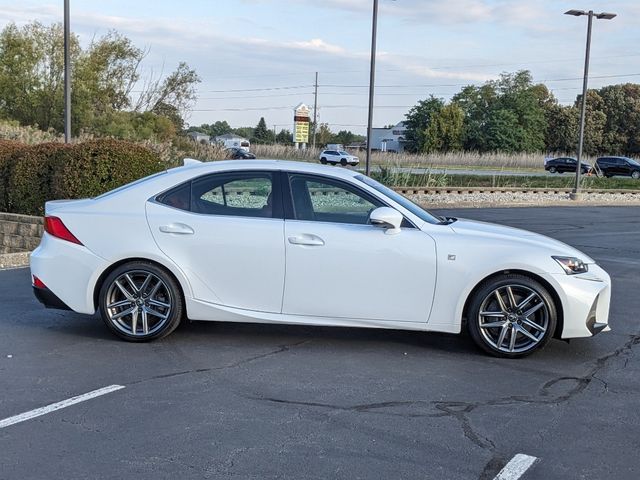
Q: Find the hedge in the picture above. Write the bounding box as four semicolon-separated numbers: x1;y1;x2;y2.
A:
0;140;26;212
1;139;163;216
6;143;70;216
51;139;163;200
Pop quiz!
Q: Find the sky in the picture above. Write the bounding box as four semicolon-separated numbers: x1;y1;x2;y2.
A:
0;0;639;134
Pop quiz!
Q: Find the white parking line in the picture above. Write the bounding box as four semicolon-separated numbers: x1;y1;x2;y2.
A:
0;385;125;429
494;454;538;480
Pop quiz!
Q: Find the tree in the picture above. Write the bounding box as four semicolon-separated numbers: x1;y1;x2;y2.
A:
0;21;200;139
403;96;444;152
276;128;292;144
317;123;333;145
545;104;578;153
424;103;464;152
252;117;272;144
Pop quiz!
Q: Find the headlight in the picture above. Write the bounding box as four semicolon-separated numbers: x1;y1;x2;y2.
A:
552;256;589;275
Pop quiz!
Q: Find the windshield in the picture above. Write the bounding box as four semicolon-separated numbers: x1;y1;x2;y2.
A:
626;157;640;167
355;175;442;225
339;151;350;156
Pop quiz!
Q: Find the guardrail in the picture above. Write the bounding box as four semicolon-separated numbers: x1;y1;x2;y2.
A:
393;186;640;195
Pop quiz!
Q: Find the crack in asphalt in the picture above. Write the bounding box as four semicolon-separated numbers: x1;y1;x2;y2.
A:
240;333;640;478
126;339;310;386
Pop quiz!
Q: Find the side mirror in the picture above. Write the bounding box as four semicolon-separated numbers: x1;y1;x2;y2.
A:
369;207;403;235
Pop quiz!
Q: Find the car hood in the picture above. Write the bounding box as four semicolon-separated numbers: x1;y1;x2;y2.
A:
449;218;595;263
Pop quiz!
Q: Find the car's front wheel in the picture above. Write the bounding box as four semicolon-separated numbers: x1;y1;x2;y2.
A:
632;170;640;179
466;274;557;358
99;261;184;342
340;158;348;166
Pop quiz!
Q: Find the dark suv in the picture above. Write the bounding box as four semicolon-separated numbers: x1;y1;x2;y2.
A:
544;157;591;174
595;156;640;179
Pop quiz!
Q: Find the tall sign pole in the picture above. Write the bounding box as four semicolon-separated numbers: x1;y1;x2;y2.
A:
312;72;318;149
365;0;379;176
63;0;71;143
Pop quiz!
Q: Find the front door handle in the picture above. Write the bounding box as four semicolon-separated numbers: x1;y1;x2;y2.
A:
159;223;194;235
288;234;325;246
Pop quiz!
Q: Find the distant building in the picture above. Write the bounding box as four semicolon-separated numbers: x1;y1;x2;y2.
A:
187;131;211;144
213;133;251;151
369;121;409;152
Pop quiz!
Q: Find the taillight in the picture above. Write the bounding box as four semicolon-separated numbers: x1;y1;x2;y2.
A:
44;216;83;245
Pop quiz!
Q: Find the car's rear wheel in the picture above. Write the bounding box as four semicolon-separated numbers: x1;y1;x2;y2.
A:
632;171;640;179
548;166;557;173
320;157;327;164
99;262;184;342
340;158;347;166
466;274;557;358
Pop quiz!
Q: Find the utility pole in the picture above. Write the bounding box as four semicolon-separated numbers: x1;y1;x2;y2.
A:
312;71;318;150
63;0;71;143
365;0;379;176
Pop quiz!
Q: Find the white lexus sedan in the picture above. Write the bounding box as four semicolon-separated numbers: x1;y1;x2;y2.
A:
30;159;611;358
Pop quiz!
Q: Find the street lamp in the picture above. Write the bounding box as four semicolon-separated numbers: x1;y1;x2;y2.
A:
64;0;71;143
564;9;616;200
365;0;379;176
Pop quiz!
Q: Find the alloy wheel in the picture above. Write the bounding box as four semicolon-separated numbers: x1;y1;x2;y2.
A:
104;270;173;337
477;284;549;354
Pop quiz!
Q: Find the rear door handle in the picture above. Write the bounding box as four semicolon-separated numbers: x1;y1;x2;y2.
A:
288;234;325;246
159;223;194;235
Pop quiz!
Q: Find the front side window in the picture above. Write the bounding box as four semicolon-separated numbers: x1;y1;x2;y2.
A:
289;174;382;225
191;172;278;218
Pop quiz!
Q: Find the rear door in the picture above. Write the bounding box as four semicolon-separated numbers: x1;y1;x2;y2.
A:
146;170;286;313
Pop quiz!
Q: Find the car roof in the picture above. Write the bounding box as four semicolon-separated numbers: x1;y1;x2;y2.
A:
172;159;361;180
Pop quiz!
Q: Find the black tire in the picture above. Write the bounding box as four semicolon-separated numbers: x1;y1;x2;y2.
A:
320;157;327;164
99;261;184;342
466;274;557;358
632;171;640;179
340;158;347;166
548;166;557;173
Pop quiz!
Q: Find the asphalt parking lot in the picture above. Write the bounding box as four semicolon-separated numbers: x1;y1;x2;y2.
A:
1;206;639;480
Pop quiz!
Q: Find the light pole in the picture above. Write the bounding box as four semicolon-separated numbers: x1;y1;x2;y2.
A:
564;9;616;200
365;0;379;176
64;0;71;143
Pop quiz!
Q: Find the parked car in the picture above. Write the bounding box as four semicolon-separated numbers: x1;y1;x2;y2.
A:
30;159;611;358
227;147;256;160
595;156;640;179
544;157;591;174
319;150;359;166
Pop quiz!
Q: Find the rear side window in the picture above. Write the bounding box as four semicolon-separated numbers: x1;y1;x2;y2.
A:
191;172;280;218
157;183;191;211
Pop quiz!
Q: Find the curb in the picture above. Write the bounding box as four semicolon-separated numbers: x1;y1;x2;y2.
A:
0;251;30;270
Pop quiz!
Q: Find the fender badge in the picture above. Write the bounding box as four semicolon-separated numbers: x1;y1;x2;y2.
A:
448;254;456;261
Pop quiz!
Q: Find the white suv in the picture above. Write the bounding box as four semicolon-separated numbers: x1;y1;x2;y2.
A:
319;150;359;166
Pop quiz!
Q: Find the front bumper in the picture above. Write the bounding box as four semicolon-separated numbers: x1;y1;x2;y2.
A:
548;263;611;339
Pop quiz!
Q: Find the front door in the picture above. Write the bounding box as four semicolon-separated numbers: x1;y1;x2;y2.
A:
281;173;437;323
146;171;285;313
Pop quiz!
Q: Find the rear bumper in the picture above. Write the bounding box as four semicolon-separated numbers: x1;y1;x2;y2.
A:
30;233;108;314
33;285;71;310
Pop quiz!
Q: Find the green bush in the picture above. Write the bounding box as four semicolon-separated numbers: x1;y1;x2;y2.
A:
6;142;69;216
50;139;163;200
0;139;26;212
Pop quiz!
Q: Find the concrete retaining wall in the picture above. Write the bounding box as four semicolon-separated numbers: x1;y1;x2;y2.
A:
0;213;43;254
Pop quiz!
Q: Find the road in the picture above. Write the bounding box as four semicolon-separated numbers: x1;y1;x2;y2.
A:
0;206;639;479
358;166;551;177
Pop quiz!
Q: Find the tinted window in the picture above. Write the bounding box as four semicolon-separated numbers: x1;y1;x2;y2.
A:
289;174;382;225
191;172;278;218
157;183;191;211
